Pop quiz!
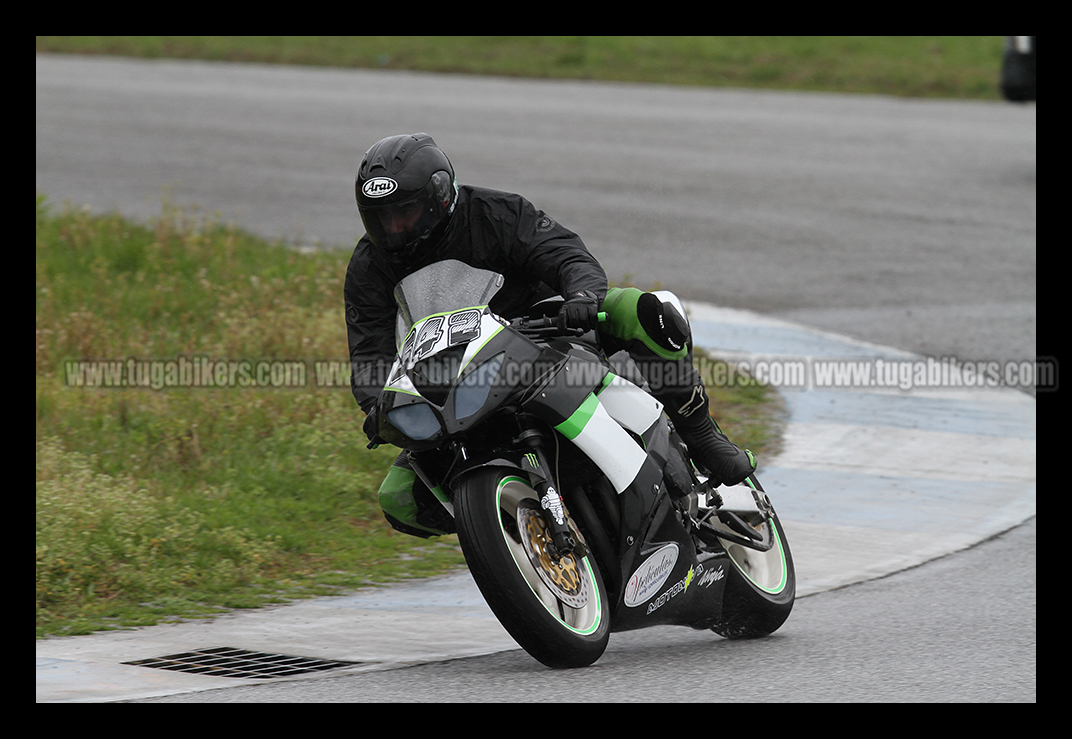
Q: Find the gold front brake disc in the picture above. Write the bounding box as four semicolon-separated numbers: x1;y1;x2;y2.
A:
515;499;590;608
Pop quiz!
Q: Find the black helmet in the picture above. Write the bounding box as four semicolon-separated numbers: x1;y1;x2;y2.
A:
355;133;458;257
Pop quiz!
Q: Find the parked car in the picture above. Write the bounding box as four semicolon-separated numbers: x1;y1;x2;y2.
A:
1001;36;1036;102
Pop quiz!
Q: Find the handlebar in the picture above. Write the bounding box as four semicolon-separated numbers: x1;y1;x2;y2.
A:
511;312;607;338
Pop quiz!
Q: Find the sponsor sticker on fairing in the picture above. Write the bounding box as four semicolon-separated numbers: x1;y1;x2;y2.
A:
624;543;679;607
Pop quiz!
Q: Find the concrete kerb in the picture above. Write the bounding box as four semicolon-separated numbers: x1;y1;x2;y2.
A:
36;302;1036;702
683;303;1035;597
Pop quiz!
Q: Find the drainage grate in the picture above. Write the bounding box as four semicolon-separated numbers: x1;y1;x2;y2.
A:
124;647;360;679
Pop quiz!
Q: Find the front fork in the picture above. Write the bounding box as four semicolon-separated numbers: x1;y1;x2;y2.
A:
516;423;579;558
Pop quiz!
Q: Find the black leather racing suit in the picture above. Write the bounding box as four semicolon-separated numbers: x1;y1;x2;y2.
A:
344;184;607;413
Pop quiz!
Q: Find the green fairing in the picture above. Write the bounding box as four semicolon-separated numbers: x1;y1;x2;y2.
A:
554;392;599;440
378;464;450;536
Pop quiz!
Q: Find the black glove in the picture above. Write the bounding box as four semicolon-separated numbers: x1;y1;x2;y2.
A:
558;290;600;331
363;406;381;444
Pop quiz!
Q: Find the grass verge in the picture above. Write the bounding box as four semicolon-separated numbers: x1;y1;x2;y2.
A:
35;193;783;638
35;35;1009;100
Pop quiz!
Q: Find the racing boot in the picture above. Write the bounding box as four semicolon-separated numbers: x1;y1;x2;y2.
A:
666;385;756;487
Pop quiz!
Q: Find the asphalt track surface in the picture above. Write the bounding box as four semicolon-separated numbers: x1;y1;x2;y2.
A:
35;55;1036;702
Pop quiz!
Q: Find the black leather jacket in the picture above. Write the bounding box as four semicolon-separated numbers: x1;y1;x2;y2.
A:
344;185;608;411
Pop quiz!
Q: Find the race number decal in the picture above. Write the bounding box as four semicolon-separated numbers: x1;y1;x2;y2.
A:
448;308;482;346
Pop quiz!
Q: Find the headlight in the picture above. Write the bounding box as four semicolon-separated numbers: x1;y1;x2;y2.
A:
387;402;442;441
454;352;504;420
409;345;466;407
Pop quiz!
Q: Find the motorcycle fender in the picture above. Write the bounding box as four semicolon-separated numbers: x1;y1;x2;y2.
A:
445;450;541;493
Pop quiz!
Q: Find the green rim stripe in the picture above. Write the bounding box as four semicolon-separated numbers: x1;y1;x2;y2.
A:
748;519;788;594
495;476;603;635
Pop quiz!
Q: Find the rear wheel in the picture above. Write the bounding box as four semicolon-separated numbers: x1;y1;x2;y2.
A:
454;468;610;668
703;477;795;639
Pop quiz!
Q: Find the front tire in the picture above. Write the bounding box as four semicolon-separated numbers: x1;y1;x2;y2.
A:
454;468;610;668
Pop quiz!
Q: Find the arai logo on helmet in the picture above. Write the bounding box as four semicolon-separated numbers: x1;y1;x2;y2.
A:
362;177;398;198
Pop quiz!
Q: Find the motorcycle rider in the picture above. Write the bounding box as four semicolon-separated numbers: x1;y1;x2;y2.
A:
346;133;755;538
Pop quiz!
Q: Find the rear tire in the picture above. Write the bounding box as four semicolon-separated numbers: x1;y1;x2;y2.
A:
454;468;610;668
707;477;795;639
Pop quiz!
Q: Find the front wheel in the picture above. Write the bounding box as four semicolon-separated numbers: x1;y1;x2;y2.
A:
454;468;610;668
705;477;795;639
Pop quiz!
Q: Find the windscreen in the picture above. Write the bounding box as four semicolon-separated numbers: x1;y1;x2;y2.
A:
393;259;504;348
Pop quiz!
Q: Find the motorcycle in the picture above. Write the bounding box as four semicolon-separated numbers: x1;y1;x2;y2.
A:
370;259;794;668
